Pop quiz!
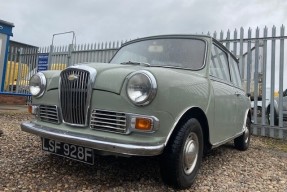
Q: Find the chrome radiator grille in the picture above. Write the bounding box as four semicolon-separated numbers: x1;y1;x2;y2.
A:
90;109;127;133
60;68;90;126
38;105;60;124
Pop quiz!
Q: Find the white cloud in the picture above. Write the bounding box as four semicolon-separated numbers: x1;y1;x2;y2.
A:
1;0;286;46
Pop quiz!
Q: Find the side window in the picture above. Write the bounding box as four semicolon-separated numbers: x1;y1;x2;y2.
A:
210;44;230;82
229;56;242;88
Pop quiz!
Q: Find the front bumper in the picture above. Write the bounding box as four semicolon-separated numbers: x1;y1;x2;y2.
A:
21;122;165;156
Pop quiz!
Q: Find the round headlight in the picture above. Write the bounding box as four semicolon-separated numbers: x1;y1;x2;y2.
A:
29;72;46;97
126;70;157;106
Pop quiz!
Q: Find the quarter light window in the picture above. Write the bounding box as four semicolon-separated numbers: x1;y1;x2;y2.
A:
229;56;242;88
210;45;230;82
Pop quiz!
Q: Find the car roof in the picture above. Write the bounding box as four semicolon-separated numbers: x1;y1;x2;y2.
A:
122;34;212;46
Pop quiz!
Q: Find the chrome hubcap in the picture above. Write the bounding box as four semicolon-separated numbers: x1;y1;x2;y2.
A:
183;132;199;175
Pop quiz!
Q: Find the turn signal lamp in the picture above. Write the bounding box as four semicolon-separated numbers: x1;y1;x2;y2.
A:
135;118;152;130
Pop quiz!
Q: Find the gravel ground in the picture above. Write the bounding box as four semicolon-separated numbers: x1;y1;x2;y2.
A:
0;113;287;192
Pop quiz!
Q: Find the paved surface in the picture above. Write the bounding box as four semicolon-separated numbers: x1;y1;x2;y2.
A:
1;113;287;192
0;105;28;113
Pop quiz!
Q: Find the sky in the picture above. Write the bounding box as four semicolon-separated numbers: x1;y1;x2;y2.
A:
1;0;287;91
1;0;287;46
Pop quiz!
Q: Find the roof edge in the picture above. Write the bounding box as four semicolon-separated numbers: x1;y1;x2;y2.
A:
0;20;15;27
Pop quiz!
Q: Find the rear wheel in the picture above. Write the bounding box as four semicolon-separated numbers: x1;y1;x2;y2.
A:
234;117;251;151
160;118;203;189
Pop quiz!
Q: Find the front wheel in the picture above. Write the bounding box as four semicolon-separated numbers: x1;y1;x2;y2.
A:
234;117;251;151
160;118;203;189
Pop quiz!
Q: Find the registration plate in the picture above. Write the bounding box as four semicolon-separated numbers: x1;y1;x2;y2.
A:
41;138;94;165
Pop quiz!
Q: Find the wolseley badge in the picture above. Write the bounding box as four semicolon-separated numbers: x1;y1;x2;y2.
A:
68;73;79;81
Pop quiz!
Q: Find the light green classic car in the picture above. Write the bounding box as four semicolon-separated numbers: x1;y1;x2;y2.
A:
21;35;251;189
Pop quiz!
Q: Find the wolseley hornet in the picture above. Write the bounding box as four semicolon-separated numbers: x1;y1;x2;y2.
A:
21;35;251;189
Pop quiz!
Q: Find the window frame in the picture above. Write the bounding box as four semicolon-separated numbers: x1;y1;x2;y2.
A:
209;43;231;83
110;36;208;71
228;54;242;89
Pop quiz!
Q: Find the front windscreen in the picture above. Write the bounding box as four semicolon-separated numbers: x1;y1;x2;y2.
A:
110;38;206;70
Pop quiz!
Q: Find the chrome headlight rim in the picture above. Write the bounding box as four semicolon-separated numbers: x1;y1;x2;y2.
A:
29;72;46;98
126;70;157;106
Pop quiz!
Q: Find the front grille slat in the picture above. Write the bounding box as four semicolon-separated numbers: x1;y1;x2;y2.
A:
76;70;80;124
39;112;58;117
91;120;126;127
38;105;60;124
91;113;126;118
60;68;90;126
91;116;126;123
39;109;58;113
40;116;59;121
90;109;127;133
93;124;126;131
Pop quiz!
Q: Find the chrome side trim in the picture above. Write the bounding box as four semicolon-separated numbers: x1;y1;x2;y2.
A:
21;122;164;156
211;132;243;148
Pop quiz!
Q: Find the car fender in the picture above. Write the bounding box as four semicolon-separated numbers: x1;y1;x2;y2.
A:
164;106;209;147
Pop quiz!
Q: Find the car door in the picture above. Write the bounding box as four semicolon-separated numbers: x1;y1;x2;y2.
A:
209;44;237;143
229;54;247;135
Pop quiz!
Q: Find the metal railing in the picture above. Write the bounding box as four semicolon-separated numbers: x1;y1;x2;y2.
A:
214;26;286;139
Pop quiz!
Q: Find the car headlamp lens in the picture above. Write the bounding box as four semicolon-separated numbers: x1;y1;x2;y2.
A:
29;72;46;97
126;71;157;106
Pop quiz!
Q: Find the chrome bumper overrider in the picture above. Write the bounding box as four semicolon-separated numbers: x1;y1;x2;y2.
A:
21;122;165;156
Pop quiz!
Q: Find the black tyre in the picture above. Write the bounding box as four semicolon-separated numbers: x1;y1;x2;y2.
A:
160;118;203;189
234;117;251;151
267;107;279;126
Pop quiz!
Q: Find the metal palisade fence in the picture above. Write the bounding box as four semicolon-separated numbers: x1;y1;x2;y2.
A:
2;25;287;139
46;41;122;68
213;25;287;139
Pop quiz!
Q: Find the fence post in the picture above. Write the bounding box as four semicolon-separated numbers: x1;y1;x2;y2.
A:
47;45;53;70
239;27;244;78
15;48;23;93
278;25;285;133
226;30;230;50
67;44;74;67
233;29;237;56
246;28;252;94
261;26;268;129
253;27;260;125
270;26;276;131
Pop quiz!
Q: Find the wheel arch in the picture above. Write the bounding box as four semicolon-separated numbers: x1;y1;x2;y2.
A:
165;107;211;152
248;109;252;122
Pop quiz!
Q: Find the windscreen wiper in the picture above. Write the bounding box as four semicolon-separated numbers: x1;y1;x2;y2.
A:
120;61;150;67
